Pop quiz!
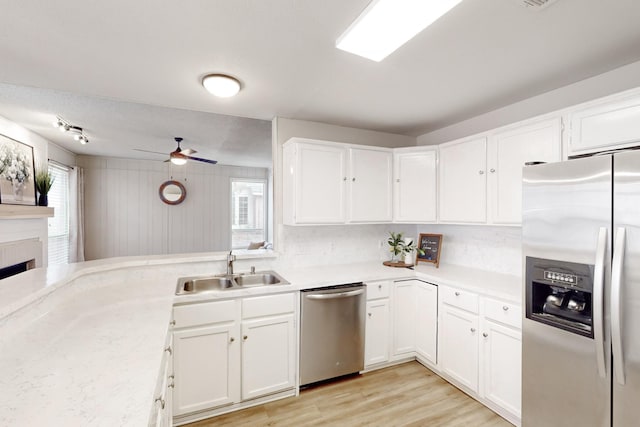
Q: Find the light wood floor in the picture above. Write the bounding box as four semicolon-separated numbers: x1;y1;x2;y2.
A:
187;361;512;427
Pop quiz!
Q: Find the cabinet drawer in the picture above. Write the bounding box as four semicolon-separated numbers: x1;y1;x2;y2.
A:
442;286;479;314
484;298;521;329
366;281;390;300
173;299;238;328
242;293;295;319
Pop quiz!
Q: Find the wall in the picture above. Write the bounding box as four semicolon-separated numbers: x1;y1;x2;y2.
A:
0;114;48;167
272;117;417;266
416;225;522;276
47;142;76;167
78;155;269;260
417;59;640;145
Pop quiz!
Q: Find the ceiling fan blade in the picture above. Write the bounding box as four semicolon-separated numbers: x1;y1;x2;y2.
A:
185;155;218;165
133;148;168;156
181;148;197;155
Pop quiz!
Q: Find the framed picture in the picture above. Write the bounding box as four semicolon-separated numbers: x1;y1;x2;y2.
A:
416;233;443;268
0;134;37;206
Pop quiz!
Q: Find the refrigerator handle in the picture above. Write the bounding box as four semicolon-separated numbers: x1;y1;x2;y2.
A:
593;227;608;379
611;227;626;385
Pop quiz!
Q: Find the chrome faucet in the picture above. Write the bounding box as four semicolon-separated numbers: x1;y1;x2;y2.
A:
227;251;236;275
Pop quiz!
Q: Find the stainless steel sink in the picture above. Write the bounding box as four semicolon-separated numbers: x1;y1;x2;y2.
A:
175;270;289;295
234;273;281;287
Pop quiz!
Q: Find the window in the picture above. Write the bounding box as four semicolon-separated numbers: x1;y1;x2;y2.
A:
48;163;70;265
231;179;266;249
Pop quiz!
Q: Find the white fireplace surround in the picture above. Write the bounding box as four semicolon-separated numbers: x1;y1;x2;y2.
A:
0;238;41;270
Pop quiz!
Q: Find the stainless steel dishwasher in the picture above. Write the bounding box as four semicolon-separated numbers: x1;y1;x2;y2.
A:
299;283;366;386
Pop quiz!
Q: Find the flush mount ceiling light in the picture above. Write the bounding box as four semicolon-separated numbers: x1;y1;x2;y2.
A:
336;0;464;62
52;116;89;144
202;74;241;98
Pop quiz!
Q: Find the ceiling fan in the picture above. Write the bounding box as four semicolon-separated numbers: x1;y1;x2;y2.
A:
133;137;218;165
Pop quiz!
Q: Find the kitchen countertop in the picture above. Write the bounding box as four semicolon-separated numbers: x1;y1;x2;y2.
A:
0;254;521;426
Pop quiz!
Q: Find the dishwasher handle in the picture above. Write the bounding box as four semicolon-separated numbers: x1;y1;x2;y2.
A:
305;289;364;300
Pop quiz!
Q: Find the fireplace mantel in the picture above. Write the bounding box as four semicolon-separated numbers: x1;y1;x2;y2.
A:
0;205;54;219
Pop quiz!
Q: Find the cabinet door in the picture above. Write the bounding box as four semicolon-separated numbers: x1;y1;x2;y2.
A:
365;299;390;366
393;148;437;223
294;142;347;224
349;147;393;222
392;281;416;356
488;118;561;224
241;314;296;400
439;137;487;223
415;282;438;365
481;319;522;418
173;323;240;415
440;305;479;392
569;93;640;155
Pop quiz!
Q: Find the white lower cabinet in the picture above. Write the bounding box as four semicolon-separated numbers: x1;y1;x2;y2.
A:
365;298;390;366
173;322;241;415
440;304;480;392
172;293;296;422
480;299;522;421
364;281;391;367
392;280;417;356
415;282;438;365
241;313;296;400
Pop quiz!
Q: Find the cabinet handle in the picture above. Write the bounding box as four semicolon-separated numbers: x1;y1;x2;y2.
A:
155;397;165;410
483;332;489;338
169;320;176;326
243;335;248;341
168;382;175;388
368;312;372;317
343;177;347;181
503;305;509;311
352;177;356;182
378;284;382;290
229;337;235;343
490;168;496;173
455;291;460;296
169;375;174;380
396;179;400;183
164;346;172;355
470;328;476;333
478;170;485;175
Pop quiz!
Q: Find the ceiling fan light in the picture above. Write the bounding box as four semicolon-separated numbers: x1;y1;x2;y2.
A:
170;156;188;166
202;74;241;98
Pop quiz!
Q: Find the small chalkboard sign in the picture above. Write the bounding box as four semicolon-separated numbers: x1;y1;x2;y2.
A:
416;233;443;268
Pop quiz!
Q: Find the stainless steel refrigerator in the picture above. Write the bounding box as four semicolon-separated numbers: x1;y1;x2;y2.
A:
522;150;640;427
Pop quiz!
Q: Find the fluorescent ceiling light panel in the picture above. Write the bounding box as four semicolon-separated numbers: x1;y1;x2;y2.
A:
336;0;463;62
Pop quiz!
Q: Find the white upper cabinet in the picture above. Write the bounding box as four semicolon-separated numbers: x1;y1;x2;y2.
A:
487;118;562;224
283;140;347;224
569;91;640;156
438;137;487;223
283;138;392;225
393;147;437;223
349;147;393;222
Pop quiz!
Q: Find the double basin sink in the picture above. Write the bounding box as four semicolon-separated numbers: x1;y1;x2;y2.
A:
175;270;289;295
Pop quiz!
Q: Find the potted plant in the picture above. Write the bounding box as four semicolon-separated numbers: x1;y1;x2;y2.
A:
35;169;54;206
387;232;424;264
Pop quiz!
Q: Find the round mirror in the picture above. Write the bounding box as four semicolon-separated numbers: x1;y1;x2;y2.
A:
159;180;186;205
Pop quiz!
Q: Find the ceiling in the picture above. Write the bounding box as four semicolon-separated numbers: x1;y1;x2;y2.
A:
1;0;640;159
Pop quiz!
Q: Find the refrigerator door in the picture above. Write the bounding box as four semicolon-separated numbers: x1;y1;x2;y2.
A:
612;150;640;426
522;156;612;427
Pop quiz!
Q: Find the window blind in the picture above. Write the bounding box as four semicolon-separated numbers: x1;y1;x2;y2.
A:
48;163;70;265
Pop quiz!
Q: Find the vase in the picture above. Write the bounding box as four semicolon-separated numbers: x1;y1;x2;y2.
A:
38;194;48;207
12;181;25;201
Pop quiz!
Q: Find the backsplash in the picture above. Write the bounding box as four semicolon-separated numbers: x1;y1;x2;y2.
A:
277;224;416;268
415;224;522;276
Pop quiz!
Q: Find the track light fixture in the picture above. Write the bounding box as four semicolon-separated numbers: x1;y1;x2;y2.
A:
52;116;89;144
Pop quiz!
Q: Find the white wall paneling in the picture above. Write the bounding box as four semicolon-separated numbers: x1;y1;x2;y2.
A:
78;156;268;260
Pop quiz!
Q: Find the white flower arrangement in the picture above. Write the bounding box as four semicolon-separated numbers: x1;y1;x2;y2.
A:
0;143;32;184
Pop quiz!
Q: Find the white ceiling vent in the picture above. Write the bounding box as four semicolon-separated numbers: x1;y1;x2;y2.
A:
516;0;559;10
